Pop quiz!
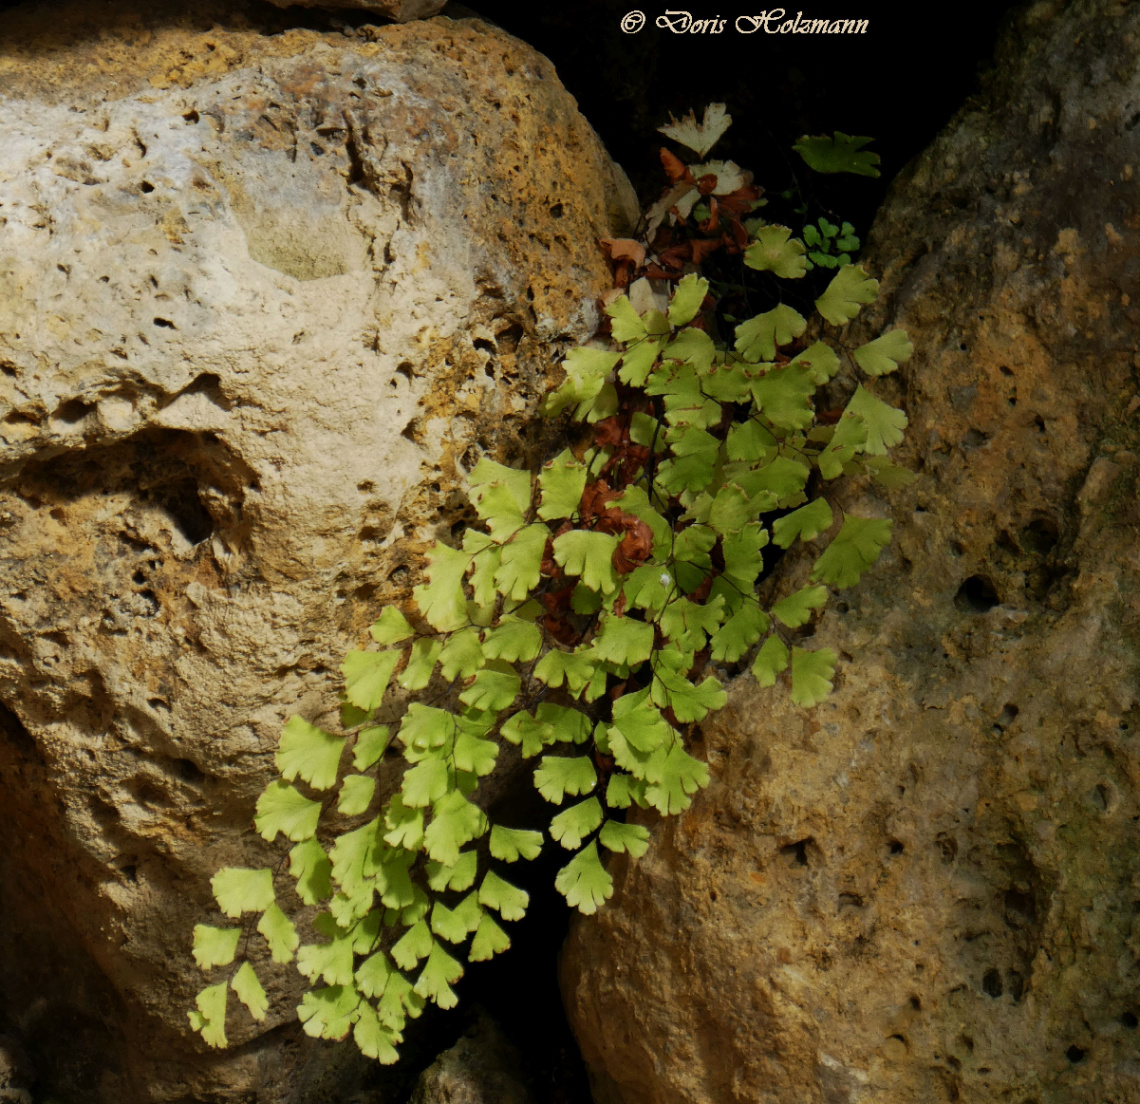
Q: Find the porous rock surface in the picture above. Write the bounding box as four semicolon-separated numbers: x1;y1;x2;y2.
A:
0;3;634;1101
561;2;1140;1102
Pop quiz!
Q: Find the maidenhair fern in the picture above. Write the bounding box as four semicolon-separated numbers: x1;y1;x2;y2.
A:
190;105;913;1061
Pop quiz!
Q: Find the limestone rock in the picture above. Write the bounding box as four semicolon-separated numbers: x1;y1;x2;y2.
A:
561;2;1140;1102
0;3;635;1102
408;1010;535;1104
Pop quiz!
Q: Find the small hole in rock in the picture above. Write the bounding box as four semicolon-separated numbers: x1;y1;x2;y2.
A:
54;398;92;424
982;968;1003;997
153;317;175;329
1004;888;1036;928
174;758;206;785
1065;1045;1086;1063
889;840;905;855
1121;1011;1138;1029
549;202;563;218
140;181;154;193
182;109;200;124
955;575;999;613
780;839;812;867
1020;517;1058;554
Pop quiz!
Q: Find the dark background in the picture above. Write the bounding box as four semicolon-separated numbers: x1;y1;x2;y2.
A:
457;0;1025;232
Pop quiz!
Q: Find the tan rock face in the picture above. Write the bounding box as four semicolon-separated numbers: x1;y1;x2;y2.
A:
561;2;1140;1102
0;3;634;1101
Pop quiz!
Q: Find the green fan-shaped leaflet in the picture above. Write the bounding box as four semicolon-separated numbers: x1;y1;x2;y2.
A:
469;912;512;961
412;544;472;632
339;774;377;816
192;925;240;970
793;132;880;177
211;867;275;918
811;515;893;589
423;791;488;866
277;717;346;791
426;851;478;893
815;264;879;325
845;385;907;454
668;274;710;327
232;962;268;1022
370;607;414;645
752;636;789;686
552;530;620;595
399;639;442;692
188;982;229;1048
606;295;646;344
789;341;840;385
390;920;433;971
430;892;482;943
490;825;544;862
353;725;391;771
354;1003;400;1064
415;942;464;1008
438;629;485;681
479;870;529;921
744;225;807;279
550;797;604;850
259;903;300;964
290;838;333;905
709;602;769;664
734;305;807;362
554;841;614;914
494;523;548;602
533;755;597;804
644;743;709;815
459;662;521;712
771;585;828;629
791;647;837;707
771;498;833;549
298;985;361;1041
542;346;622;418
853;329;913;376
599;819;651;857
342;650;400;714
